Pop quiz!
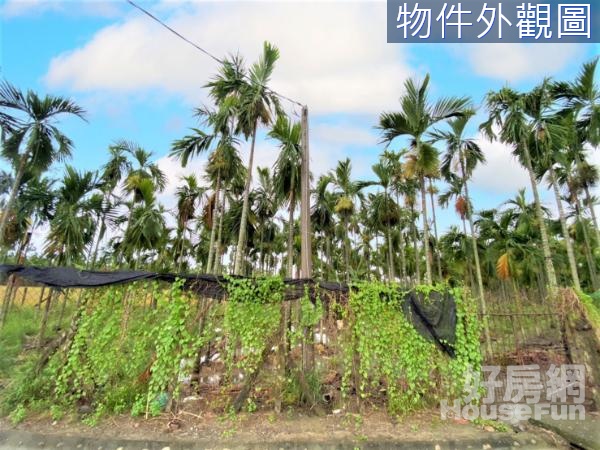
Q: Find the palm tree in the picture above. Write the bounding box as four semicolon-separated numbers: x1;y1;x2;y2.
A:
206;42;282;275
270;115;302;277
13;176;55;262
122;178;167;268
432;111;489;303
209;143;246;274
378;74;469;284
171;105;241;273
482;87;559;295
554;57;599;147
438;174;473;287
115;141;166;262
0;171;13;207
476;205;544;292
401;176;422;285
554;57;600;250
372;160;400;281
403;142;440;284
427;175;443;280
311;175;336;279
577;160;600;233
0;81;86;247
90;144;131;268
44;167;99;266
439;226;471;284
527;112;582;290
555;152;599;290
253;166;278;274
174;174;205;271
122;142;166;194
328;158;371;281
384;150;410;283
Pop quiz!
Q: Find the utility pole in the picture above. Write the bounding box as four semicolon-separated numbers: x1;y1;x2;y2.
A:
300;105;312;279
300;105;315;373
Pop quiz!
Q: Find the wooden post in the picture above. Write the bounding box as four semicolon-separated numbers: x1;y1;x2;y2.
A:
300;105;315;372
300;105;312;280
38;288;55;346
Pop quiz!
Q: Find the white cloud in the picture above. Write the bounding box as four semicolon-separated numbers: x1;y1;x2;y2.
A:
459;43;584;82
313;122;377;147
155;153;209;213
470;134;530;194
44;1;412;114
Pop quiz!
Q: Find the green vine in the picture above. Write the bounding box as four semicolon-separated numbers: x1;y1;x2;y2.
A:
288;285;323;347
341;282;481;414
3;279;481;422
223;277;283;375
443;286;482;399
142;279;196;417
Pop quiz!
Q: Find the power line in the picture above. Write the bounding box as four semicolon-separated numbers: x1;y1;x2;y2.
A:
124;0;304;108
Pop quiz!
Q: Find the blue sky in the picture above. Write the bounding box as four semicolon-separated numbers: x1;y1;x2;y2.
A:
1;0;599;236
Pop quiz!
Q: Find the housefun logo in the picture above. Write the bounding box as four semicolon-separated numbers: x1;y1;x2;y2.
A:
440;364;587;422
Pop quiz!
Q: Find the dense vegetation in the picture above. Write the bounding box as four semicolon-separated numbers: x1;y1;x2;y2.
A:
0;281;481;423
0;47;598;302
0;41;599;427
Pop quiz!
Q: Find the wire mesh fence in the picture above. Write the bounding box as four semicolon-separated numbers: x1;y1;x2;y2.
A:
482;289;568;366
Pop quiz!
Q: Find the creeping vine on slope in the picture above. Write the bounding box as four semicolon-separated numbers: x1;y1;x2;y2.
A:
341;282;481;414
223;277;284;375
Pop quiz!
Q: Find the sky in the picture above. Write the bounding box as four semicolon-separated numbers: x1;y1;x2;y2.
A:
1;0;599;244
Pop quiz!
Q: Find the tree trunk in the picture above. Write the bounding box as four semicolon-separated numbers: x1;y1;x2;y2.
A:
428;178;443;281
410;204;421;285
234;121;258;275
398;230;407;284
90;214;106;269
325;236;334;281
460;155;492;357
287;192;296;278
566;172;597;290
89;191;110;269
0;277;14;327
420;175;433;285
521;143;558;295
575;199;598;290
259;228;266;274
38;289;55;346
584;186;600;248
461;218;474;290
0;150;30;247
395;194;407;284
385;188;395;282
549;166;581;290
343;218;350;282
206;172;221;273
213;187;226;274
386;224;395;282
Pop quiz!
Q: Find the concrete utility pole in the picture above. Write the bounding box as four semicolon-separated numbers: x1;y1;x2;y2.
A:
300;105;312;279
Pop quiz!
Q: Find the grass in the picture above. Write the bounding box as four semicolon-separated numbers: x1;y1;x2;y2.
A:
577;290;600;339
0;285;47;307
0;298;77;416
0;306;39;377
